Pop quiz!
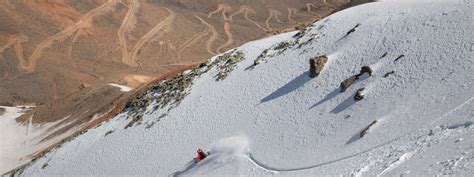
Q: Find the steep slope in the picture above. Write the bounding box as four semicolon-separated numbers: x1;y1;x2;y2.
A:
9;0;474;176
0;0;346;105
0;0;360;173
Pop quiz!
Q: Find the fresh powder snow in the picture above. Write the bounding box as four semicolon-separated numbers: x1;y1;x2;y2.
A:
10;0;473;176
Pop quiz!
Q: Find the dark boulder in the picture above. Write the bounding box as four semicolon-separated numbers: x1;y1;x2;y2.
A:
394;54;405;62
383;71;395;78
346;23;361;36
355;66;373;78
354;88;365;101
197;62;207;68
309;55;328;78
340;75;358;92
360;66;373;76
360;120;377;138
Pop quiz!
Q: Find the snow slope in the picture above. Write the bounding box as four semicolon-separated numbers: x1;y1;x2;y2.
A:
0;106;33;174
0;105;90;174
11;0;473;176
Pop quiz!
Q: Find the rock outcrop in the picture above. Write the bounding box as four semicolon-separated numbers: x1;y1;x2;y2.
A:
360;120;377;138
340;76;358;92
340;66;373;92
354;88;365;101
309;55;328;78
359;66;373;76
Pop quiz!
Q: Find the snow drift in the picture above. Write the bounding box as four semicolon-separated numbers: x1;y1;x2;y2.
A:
8;0;474;176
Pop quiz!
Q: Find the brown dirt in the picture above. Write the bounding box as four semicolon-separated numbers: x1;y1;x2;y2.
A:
0;0;373;173
26;64;197;160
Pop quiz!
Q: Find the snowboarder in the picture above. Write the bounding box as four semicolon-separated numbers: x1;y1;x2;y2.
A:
194;149;210;162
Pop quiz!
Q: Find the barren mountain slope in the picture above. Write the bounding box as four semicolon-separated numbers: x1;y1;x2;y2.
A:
0;0;367;174
7;0;473;176
0;0;352;106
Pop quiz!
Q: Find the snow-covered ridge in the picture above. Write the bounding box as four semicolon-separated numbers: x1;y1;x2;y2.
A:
9;0;474;176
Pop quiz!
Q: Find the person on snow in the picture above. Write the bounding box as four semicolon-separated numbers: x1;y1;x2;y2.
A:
195;148;209;162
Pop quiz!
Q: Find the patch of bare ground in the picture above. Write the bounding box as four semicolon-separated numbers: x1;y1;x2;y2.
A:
4;64;197;176
0;0;373;174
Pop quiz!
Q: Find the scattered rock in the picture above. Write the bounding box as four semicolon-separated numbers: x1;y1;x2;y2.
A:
253;60;261;66
125;113;143;129
126;91;153;114
454;138;463;143
297;38;314;49
354;88;365;101
274;41;292;50
340;76;358;92
383;71;395;78
359;66;373;76
124;50;246;127
360;120;377;138
293;27;308;39
341;66;373;92
197;62;207;68
394;54;405;62
346;23;361;36
252;49;268;67
159;113;167;119
104;130;114;137
145;122;155;129
215;51;245;81
428;129;434;136
309;55;328;78
41;163;48;169
252;41;296;68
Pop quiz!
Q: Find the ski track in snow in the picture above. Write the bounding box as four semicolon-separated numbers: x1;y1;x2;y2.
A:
377;151;415;176
172;94;472;175
171;136;252;176
11;0;474;176
244;96;474;174
170;89;474;175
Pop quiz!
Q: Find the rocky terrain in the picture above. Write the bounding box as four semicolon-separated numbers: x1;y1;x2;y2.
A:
4;0;473;176
0;0;373;174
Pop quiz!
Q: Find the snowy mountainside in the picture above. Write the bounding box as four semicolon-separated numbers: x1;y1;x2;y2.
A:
10;0;474;176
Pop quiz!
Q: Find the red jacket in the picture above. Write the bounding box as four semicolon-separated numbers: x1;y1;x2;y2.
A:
196;149;208;160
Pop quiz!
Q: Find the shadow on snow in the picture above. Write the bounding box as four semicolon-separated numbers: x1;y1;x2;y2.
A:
261;71;312;103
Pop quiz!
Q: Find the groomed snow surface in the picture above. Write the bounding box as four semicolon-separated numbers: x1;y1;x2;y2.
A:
13;0;473;176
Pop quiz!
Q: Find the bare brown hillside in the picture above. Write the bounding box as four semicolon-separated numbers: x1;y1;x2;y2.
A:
0;0;371;173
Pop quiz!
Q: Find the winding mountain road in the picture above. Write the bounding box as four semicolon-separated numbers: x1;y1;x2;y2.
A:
118;0;139;66
195;15;219;55
19;0;119;73
129;7;175;68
